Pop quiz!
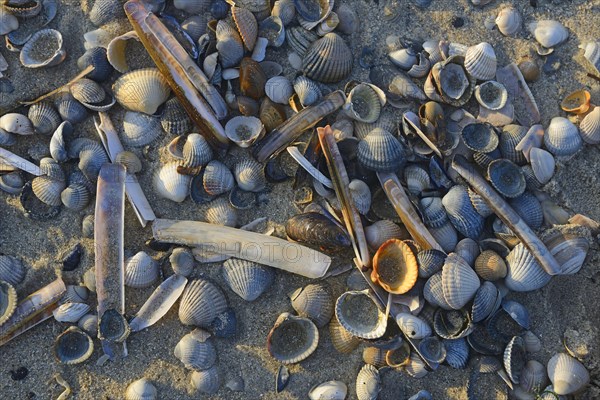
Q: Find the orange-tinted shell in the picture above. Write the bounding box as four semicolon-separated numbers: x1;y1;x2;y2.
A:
371;239;419;294
560;89;591;115
239;57;266;100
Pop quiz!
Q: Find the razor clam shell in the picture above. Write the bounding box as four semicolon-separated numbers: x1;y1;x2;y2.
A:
579;107;600;145
267;312;319;364
355;364;381;400
124;252;159;288
125;378;158;400
20;28;66;68
441;254;480;309
464;42;497;81
190;366;220;394
547;353;589;395
179;278;228;328
504;243;552;292
290;283;333;328
543;117;582;157
153;162;192;203
221;258;274;301
174;329;217;371
113;68;171;115
528;20;569;48
303;33;352;83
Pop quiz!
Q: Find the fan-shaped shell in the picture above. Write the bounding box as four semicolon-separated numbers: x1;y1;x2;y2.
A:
32;176;66;207
0;113;34;135
153;162;191;203
474;81;508;111
417;249;446;278
61;184;91;211
77;314;98;336
290;283;333;328
520;360;548;393
429;221;458;253
225;116;266;148
125;252;159;288
160;97;193;136
293;76;322;107
20;29;66;68
365;220;406;250
505;243;552;291
442;185;485;239
362;346;386;368
265;76;294;104
77;46;113;82
371;239;419;294
329;317;360;354
424;272;452;309
454;238;480;267
348;179;371;215
71;78;105;105
499;124;529;164
53;302;91;323
222;258;274;301
309;380;347;400
543;117;582;157
488;159;526;198
287;26;319;57
344;83;385;123
335;290;387;339
54;93;87;125
89;0;124;25
420;197;448;228
495;7;521;36
0;280;17;325
125;378;157;400
190;366;220;394
471;281;501;323
267;312;319;364
404;165;430;196
231;6;258;51
580;41;600;75
464;42;497;81
461;122;499;153
64;285;89;304
547;353;589;395
509;192;543;230
395;313;431;339
174;329;217;371
444;338;469;369
205;197;238;227
441;254;480;309
113;68;171;115
216;20;244;68
405;353;428;378
28;101;61;135
203;160;234;196
181;134;212;168
357;127;405;172
179;278;228;328
233;159;266;193
272;0;295;26
528;20;569;48
474;250;507;281
579;107;600;145
542;227;589;275
50;120;73;163
115;151;142;174
303;33;352;83
529;147;555;184
122;111;163;147
356;364;381;400
504;336;527;384
419;336;447;364
54;326;94;364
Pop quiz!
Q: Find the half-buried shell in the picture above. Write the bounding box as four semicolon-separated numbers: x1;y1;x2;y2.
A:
221;258;274;302
290;283;334;328
179;278;228;328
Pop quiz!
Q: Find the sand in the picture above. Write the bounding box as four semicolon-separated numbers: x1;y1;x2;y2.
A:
1;0;600;399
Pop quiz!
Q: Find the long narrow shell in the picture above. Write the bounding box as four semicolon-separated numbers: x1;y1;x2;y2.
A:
302;33;352;83
179;278;228;328
153;162;192;203
267;312;319;364
222;258;274;301
356;364;381;400
113;68;171;115
125;252;159;288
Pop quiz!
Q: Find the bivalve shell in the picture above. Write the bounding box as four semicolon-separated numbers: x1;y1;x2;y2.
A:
125;251;159;288
420;197;448;229
258;16;285;47
335;290;387;339
125;378;157;400
153;162;192;203
232;6;258;51
309;381;347;400
303;33;352;83
20;29;66;68
293;76;322;107
54;326;94;364
395;313;431;339
216;20;244;68
474;81;508;111
495;7;521;36
580;41;600;75
528;20;569;48
441;253;480;309
529;147;555;184
121;111;163;147
265;76;294;104
504;336;527;384
267;312;319;364
290;283;333;328
182;134;212;168
222;258;274;301
205;197;238;227
344;83;385;124
371;239;419;294
160;97;193;136
0;113;34;135
77;314;98;336
417;249;446;278
77;47;113;82
547;353;589;395
464;42;497;81
203;160;234;196
471;281;501;323
349;179;371;215
487;159;526;198
179;278;228;328
461;122;499;153
113;68;171;115
579;107;600;145
355;364;381;400
28;101;62;135
356;127;405;172
174;329;217;371
32;175;66;207
474;250;507;281
89;0;125;26
442;185;485;239
0;280;17;325
233;158;267;192
54;93;88;125
329;317;360;354
365;220;406;250
53;302;91;323
170;247;195;277
190;366;220;394
225;116;266;148
444;338;469;369
272;0;295;26
61;183;91;211
520;360;548;394
505;243;552;292
543;117;582;157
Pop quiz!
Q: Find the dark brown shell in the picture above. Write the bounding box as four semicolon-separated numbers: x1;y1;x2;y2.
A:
259;98;287;132
285;212;351;252
239;58;266;100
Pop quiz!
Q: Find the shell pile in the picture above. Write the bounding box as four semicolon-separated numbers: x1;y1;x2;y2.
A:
0;0;598;399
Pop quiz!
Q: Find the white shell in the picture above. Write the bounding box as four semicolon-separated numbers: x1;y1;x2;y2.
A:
225;116;266;148
251;37;269;62
77;314;98;336
529;147;555;184
528;20;569;48
335;290;387;339
349;179;371;215
121;111;164;147
0;113;34;135
309;381;347;400
113;68;171;114
355;364;381;400
395;313;431;339
474;80;508;111
53;302;91;323
293;76;322;106
125;378;157;400
170;247;195;277
153;162;192;203
547;353;589;395
543;117;582;157
520;360;548;394
234;158;267;192
495;7;521;36
579;107;600;144
441;253;480;309
464;42;497;81
32;176;66;207
389;48;417;70
174;329;217;371
365;220;405;250
125;251;159;288
107;30;140;73
20;29;66;68
205;197;238;227
265;76;294;104
404;165;430;196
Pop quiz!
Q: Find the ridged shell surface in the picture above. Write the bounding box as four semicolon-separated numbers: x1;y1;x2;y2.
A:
203;160;234;196
579;107;600;144
53;302;91;323
174;329;217;371
357;128;404;172
125;378;157;400
122;111;163;147
500;124;528;165
32;176;66;207
474;250;507;281
290;283;333;328
28;102;62;135
179;278;228;327
335;290;387;339
222;258;275;301
232;6;258;50
125;252;159;288
329;318;360;354
0;255;26;286
547;353;589;395
471;281;500;323
205;197;238;227
302;33;352;83
153;162;191;203
113;68;171;115
293;76;322;106
442;185;485;239
543;117;582;157
464;42;496;81
508;192;543;230
504;243;552;292
356;364;381;400
441;254;480;309
365;220;405;250
216;20;244;69
495;7;521;36
0;281;18;325
190;366;220;394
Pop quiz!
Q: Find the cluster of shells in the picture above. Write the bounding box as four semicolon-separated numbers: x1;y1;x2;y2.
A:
0;0;599;399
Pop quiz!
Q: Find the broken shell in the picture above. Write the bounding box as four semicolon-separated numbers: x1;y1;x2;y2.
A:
77;314;98;336
309;381;347;400
234;158;266;192
53;302;91;323
216;20;244;68
395;312;431;339
0;10;18;35
272;0;295;26
225;116;265;148
579;107;600;144
203;160;234;196
487;159;526;198
265;76;294;104
231;5;258;51
125;378;157;400
113;68;171;115
179;278;228;328
0;281;17;325
335;290;387;339
153;162;192;203
520;360;548;394
121;111;163;147
54;326;94;364
356;127;405;172
504;243;552;292
474;250;507;281
474;81;508;111
365;220;406;250
441;254;480;309
433;307;474;340
174;329;217;371
290;283;333;328
0;113;34;135
547;353;589;395
356;364;381;400
303;32;352;83
495;7;521;37
580;41;600;75
222;258;274;301
258;16;285;47
528;20;569;48
20;29;66;68
329;317;360;354
461;122;498;153
344;83;385;123
205;197;238;227
560;89;591;115
267;312;319;364
385;342;411;368
408;53;431;78
89;0;125;26
125;251;159;288
191;366;220;394
104;32;140;74
504;336;527;384
543;117;582;157
371;239;419;294
293;76;322;107
28;101;62;135
464;42;497;81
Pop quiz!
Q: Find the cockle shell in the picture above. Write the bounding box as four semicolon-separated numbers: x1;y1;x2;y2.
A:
344;83;385;123
234;158;267;192
125;251;159;288
579;41;600;75
225;116;266;148
215;20;244;69
179;278;228;328
153;162;192;203
543;117;582;157
160;97;193;136
504;336;527;384
578;107;600;145
115;151;142;174
371;239;419;294
54;92;88;124
405;353;429;378
231;6;258;51
335;290;387;339
474;250;507;281
0;113;34;135
203;160;234;196
520;360;548;394
464;42;497;81
455;238;480;267
404;164;430;196
357;127;405;172
417;249;446;278
395;313;431;339
122;111;164;147
174;329;216;371
0;10;18;35
487;158;526;198
293;76;322;107
474;81;508;111
77;314;98;336
78;46;113;81
420;197;448;228
365;220;406;250
271;0;295;26
32;175;66;207
528;20;569;48
429;221;458;253
174;0;211;13
471;281;501;323
61;183;91;211
529;147;555;184
267;312;319;364
444;338;469;369
53;302;91;323
113;68;171;115
0;280;17;325
355;364;381;400
505;243;552;292
442;185;485;239
418;336;446;364
71;78;106;104
547;353;589;395
286;26;319;57
190;366;220;394
20;29;66;68
205;197;238;227
500;124;528;165
125;378;157;400
389;48;417;70
169;247;195;277
329;317;360;354
289;283;332;330
265;76;294;104
309;381;347;400
28;101;61;135
303;32;352;83
495;7;521;36
181;133;212;168
54;326;94;365
222;258;274;301
441;253;480;309
89;0;125;26
424;272;452;309
509;192;543;230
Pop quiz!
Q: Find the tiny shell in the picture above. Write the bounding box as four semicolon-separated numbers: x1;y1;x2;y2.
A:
474;250;507;281
528;20;569;48
179;278;228;328
191;366;220;394
125;251;159;288
290;283;334;328
464;42;497;81
495;7;521;36
20;29;66;68
222;258;274;301
355;364;381;400
125;378;157;400
267;312;319;364
113;68;171;115
153;162;192;203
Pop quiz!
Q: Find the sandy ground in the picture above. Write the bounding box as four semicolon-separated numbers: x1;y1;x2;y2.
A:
1;0;600;399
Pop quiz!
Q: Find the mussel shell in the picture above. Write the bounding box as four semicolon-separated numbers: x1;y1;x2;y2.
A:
267;312;319;364
222;258;274;302
239;57;266;100
54;326;94;364
285;212;351;252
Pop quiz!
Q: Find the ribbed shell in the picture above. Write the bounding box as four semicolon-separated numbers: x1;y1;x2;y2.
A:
579;107;600;144
89;0;124;26
190;366;220;394
455;238;480;267
53;302;91;324
32;176;66;207
505;243;552;292
71;78;106;104
424;272;452;309
115;151;142;174
529;147;555;184
216;20;244;69
183;134;213;168
444;338;469;369
365;220;405;250
419;336;447;364
233;159;266;192
474;81;507;111
442;185;485;239
77;47;113;82
221;258;274;301
362;347;386;368
349;179;371;215
441;254;480;309
429;221;458;253
335;290;387;339
543;117;582;157
357;128;404;172
528;20;569;48
344;83;383;124
62;285;89;304
509;192;543;230
170;247;195;277
153;162;192;203
125;378;157;400
329;317;360;354
417;249;446;278
174;329;217;371
179;278;228;327
500;125;528;165
267;312;319;364
232;6;258;51
464;42;496;81
504;336;526;384
420;197;448;228
302;33;352;83
122;111;164;147
520;360;548;393
286;26;319;58
225;116;266;148
581;41;600;75
0;255;26;286
293;76;322;106
125;251;159;288
0;281;17;325
474;250;507;281
20;29;66;68
471;281;500;323
54;327;94;365
113;68;171;115
203;160;234;196
547;353;589;395
487;159;526;198
61;183;91;211
495;7;521;36
522;330;542;353
77;314;98;336
404;165;430;196
28;101;61;135
290;283;333;328
55;93;87;125
356;364;381;400
160;97;193;136
395;313;431;339
205;197;238;227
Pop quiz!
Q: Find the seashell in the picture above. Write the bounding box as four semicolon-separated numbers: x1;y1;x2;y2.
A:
357;128;405;172
174;329;217;371
113;68;171;115
385;343;412;368
54;92;88;125
97;307;130;343
408;52;431;79
182;134;213;168
464;42;496;81
509;192;543;230
0;127;16;146
125;378;157;400
519;360;548;394
125;252;159;289
402;165;429;196
499;124;528;165
173;0;210;13
115;151;142;174
77;46;112;82
20;29;66;68
424;272;452;309
285;212;351;251
286;27;319;59
355;364;381;400
365;220;406;250
60;183;90;211
420;197;448;229
474;250;507;281
434;307;474;340
240;58;266;100
49;121;73;163
75;313;98;336
231;6;258;51
265;76;294;105
290;283;333;328
417;249;446;279
335;290;387;339
32;175;66;207
121;111;163;147
53;302;91;323
272;0;295;26
344;83;385;124
495;7;521;36
169;247;195;277
471;281;501;323
389;48;418;70
560;89;591;115
522;330;542;353
543;117;582;157
309;381;347;400
233;159;266;192
236;95;260;116
71;78;105;105
517;56;541;83
222;258;274;301
54;326;94;364
205;197;238;227
429;221;458;253
250;37;268;62
529;147;555;185
160;97;193;136
547;353;589;395
106;31;141;74
505;243;552;291
442;185;485;239
303;33;352;83
441;254;480;309
28;101;61;135
395;313;431;339
0;113;33;136
0;10;18;35
542;226;589;275
63;285;89;304
528;20;568;49
371;239;419;294
181;15;208;43
190;366;220;394
225;116;266;148
419;336;447;364
430;56;475;106
487;159;526;198
405;353;429;378
179;278;227;328
0;280;17;325
0;172;24;194
454;238;480;267
503;335;527;385
329;317;360;354
444;338;469;369
336;4;358;35
203;160;234;196
89;0;125;26
258;16;285;47
474;81;507;111
580;41;600;75
153;162;192;203
267;312;319;364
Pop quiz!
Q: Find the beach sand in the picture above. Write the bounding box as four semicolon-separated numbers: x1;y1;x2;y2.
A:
1;0;600;399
